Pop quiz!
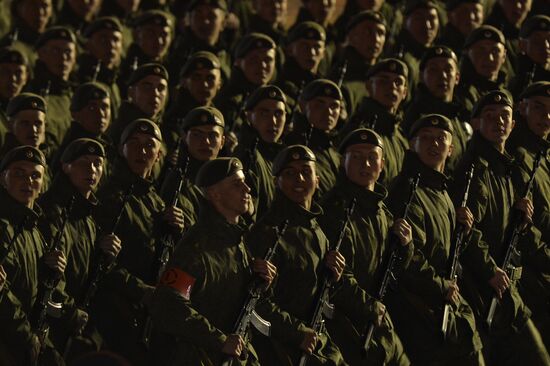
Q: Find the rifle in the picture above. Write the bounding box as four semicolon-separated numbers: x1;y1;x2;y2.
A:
486;151;544;329
221;220;289;366
298;199;356;366
441;164;474;339
41;80;51;98
91;60;101;82
33;195;76;366
361;174;420;356
336;60;348;89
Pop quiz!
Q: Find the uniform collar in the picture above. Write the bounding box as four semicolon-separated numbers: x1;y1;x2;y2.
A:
507;119;550;155
0;186;41;227
402;150;449;191
470;131;515;175
357;97;403;136
337;173;387;214
270;190;323;226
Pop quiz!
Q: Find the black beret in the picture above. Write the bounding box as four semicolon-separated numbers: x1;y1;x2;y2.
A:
409;114;454;138
70;82;110;112
287;21;326;44
132;10;172;28
464;25;505;48
120;118;163;145
179;51;221;80
519;81;550;100
196;157;243;187
7;93;46;117
345;10;386;34
447;0;483;11
60;138;106;163
0;47;27;65
520;15;550;38
471;90;513;118
245;85;287;110
301;79;342;101
339;128;384;154
128;63;169;86
365;58;409;80
234;33;276;59
272;145;316;176
187;0;228;12
181;106;225;131
419;45;458;70
35;26;76;49
404;0;438;16
82;16;123;38
0;146;46;172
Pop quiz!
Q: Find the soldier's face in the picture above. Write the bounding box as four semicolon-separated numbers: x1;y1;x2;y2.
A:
17;0;52;33
87;29;123;69
499;0;532;26
1;161;44;208
67;0;101;21
254;0;287;25
208;170;251;216
190;4;226;44
237;48;276;86
304;96;341;132
62;154;104;195
410;127;453;172
277;160;319;208
248;99;286;143
449;3;484;36
129;75;168;118
303;0;336;25
356;0;384;11
367;72;407;113
11;110;46;148
0;63;28;100
73;97;111;135
184;125;225;161
344;144;384;188
289;39;325;73
521;96;550;139
476;104;515;146
135;24;171;59
405;7;439;47
121;133;161;177
38;39;77;81
520;31;550;65
422;57;459;102
347;20;386;62
467;40;506;80
183;68;222;105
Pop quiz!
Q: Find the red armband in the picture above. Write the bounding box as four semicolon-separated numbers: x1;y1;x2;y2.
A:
159;268;196;300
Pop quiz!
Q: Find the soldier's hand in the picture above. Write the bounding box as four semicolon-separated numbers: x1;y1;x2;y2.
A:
456;207;474;234
372;300;386;327
0;265;6;291
514;198;534;229
489;268;511;299
445;280;460;305
224;131;238;155
325;250;345;282
98;234;122;259
163;206;185;232
221;334;245;357
43;250;67;275
299;328;318;354
393;218;412;246
74;309;89;335
252;259;277;287
29;334;41;364
141;285;155;309
225;12;241;30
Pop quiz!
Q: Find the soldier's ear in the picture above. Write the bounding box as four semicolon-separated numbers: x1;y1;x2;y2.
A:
448;143;454;159
518;100;528;117
454;70;460;86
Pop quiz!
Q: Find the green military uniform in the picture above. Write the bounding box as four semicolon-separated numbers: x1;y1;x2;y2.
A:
438;0;483;56
55;0;93;34
485;2;522;75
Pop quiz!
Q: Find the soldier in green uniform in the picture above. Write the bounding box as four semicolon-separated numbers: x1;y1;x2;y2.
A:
0;47;29;149
56;0;102;33
151;157;277;365
320;128;413;365
98;0;139;55
404;46;471;175
247;0;288;43
439;0;484;56
0;146;67;366
77;17;124;120
386;115;487;365
451;91;550;365
341;58;409;187
93;119;184;366
285;79;342;198
506;81;550;350
38;138;122;362
27;26;77;150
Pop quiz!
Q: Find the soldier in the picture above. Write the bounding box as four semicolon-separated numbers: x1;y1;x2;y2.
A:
0;47;29;148
320;128;412;365
98;0;140;54
0;146;67;366
93;119;184;366
341;58;409;187
26;26;77;150
247;0;288;43
38;138;122;362
56;0;102;33
451;91;550;365
386;114;486;365
151;157;276;365
404;46;471;175
285;79;342;198
439;0;484;56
